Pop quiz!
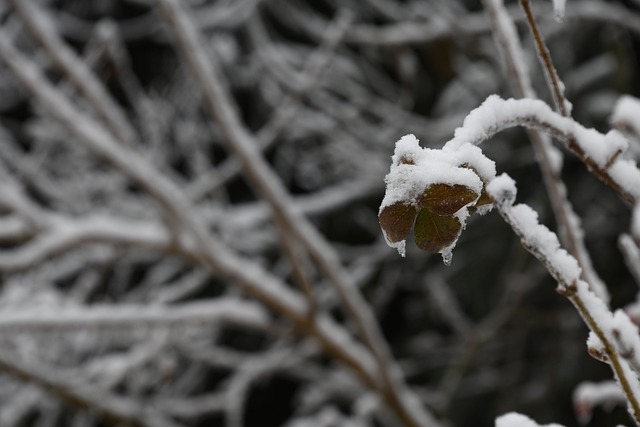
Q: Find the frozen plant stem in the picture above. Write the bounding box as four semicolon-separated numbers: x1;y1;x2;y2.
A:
490;184;640;425
519;0;569;116
519;1;637;205
444;95;640;204
483;0;609;302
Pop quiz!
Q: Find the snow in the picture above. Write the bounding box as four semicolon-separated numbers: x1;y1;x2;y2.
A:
612;95;640;138
387;238;406;258
446;96;630;170
611;309;640;367
495;412;564;427
568;118;625;168
587;331;605;358
486;174;516;207
553;0;567;23
444;142;497;182
487;173;583;287
381;134;484;210
445;96;554;150
0;299;270;330
381;134;498;260
608;159;640;200
574;381;624;409
443;95;639;203
573;381;624;424
577;285;640;412
578;281;614;331
509;203;581;284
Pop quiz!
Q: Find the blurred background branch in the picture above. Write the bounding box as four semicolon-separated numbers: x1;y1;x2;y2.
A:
0;0;638;426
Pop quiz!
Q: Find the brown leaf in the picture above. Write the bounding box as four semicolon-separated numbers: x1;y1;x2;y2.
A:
413;209;462;252
379;203;417;243
418;184;479;216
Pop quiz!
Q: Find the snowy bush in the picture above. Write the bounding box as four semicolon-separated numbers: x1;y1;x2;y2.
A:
0;0;640;426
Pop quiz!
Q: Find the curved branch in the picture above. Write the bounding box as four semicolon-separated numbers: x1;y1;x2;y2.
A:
482;0;609;302
445;96;640;204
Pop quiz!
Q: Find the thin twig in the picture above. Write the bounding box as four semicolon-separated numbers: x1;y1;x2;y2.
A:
0;26;389;425
151;1;438;425
0;349;184;427
483;0;609;302
8;0;139;148
519;0;570;116
490;185;640;425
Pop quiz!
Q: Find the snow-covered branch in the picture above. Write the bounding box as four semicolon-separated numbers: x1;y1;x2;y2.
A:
1;0;639;426
445;95;640;203
0;299;268;332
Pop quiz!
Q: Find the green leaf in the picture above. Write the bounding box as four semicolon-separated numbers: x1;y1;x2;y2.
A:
418;184;479;216
379;203;417;243
413;209;462;252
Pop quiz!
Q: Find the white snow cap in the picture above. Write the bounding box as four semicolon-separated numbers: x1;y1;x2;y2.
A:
381;134;487;210
611;95;640;127
495;412;565;427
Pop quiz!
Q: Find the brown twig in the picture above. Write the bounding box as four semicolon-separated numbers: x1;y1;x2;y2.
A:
492;195;640;425
483;0;609;302
519;0;569;116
